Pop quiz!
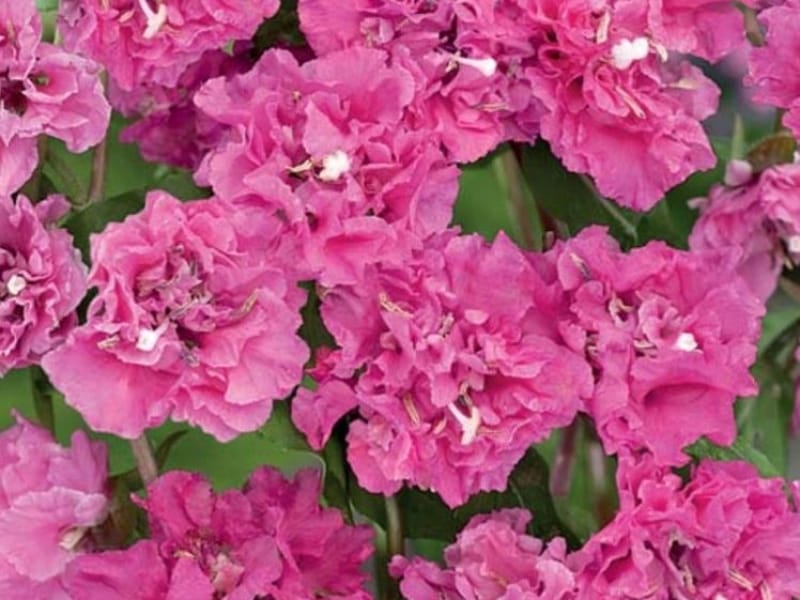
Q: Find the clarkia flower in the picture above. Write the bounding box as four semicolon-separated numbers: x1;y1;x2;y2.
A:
65;468;373;599
545;226;763;465
43;191;308;442
572;457;800;599
0;415;109;600
0;2;109;194
690;161;800;302
391;509;577;599
0;194;87;375
524;1;719;211
59;0;280;91
195;47;459;286
293;232;593;507
109;47;255;171
746;0;800;138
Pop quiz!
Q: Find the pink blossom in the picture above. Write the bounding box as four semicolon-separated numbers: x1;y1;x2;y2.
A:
42;191;308;442
195;47;458;286
525;1;719;211
0;2;110;194
690;161;800;302
546;226;763;466
59;0;279;91
298;0;542;162
644;0;755;62
0;194;87;374
293;232;593;507
109;47;255;170
0;415;110;599
746;0;800;137
65;468;373;599
390;509;577;599
573;458;800;599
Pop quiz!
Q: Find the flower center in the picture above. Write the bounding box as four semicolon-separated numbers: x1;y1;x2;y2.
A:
5;274;26;296
0;76;28;116
318;150;351;182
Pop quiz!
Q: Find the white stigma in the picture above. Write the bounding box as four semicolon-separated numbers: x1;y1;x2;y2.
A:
136;324;166;352
787;235;800;254
611;37;649;70
318;150;351;182
137;0;168;39
674;332;698;352
452;55;497;77
447;400;481;445
6;274;26;296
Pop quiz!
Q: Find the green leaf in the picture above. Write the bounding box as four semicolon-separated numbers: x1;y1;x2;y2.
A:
349;448;580;549
63;191;145;263
758;289;800;356
519;143;640;246
36;0;59;10
685;436;782;478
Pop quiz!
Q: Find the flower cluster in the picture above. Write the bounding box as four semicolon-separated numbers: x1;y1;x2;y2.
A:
0;2;109;194
1;0;799;598
65;467;373;599
0;415;109;599
297;0;743;210
43;191;309;441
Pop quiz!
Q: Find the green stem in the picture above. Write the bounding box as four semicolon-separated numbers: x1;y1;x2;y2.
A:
86;135;108;205
383;495;404;600
30;366;55;435
130;434;158;487
579;174;638;242
497;146;540;250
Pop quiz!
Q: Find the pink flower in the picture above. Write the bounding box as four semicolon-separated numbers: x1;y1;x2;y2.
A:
293;232;593;507
390;509;577;599
0;415;110;599
109;47;255;170
0;194;87;375
195;47;458;286
525;1;719;211
65;468;373;599
0;2;110;194
573;458;800;599
547;227;763;466
690;161;800;302
298;0;542;162
645;0;755;62
42;191;308;442
59;0;279;91
746;0;800;137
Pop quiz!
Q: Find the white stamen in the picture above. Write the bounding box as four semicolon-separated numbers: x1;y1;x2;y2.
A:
136;323;167;352
6;274;26;296
596;12;611;44
137;0;168;39
447;399;481;445
611;37;650;70
729;569;754;591
674;332;698;352
452;55;497;77
787;235;800;255
59;526;87;551
318;150;351;182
